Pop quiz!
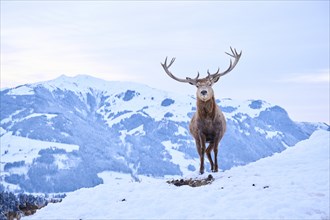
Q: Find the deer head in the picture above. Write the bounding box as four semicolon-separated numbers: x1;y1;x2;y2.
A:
161;47;242;102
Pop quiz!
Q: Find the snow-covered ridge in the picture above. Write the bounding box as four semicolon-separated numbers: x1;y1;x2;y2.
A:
8;75;196;122
25;74;177;101
5;75;278;122
7;74;158;96
37;74;150;95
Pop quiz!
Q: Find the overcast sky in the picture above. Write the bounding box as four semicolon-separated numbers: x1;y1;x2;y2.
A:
1;1;329;123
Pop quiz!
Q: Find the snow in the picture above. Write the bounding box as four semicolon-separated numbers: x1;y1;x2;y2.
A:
0;127;6;136
1;109;26;124
255;127;283;139
5;75;278;129
221;99;272;120
35;74;108;94
27;130;329;220
33;74;194;124
162;140;199;175
265;130;282;139
1;110;57;130
7;85;35;95
53;154;76;170
0;132;80;169
1;133;80;191
24;113;57;120
99;86;192;125
119;125;146;143
175;125;189;136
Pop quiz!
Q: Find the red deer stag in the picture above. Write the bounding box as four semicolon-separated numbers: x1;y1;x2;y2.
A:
161;47;242;174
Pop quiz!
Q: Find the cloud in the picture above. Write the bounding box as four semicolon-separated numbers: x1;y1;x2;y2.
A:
0;25;134;88
279;70;329;84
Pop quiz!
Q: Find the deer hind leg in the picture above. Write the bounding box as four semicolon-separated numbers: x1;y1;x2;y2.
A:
206;143;214;171
213;146;219;172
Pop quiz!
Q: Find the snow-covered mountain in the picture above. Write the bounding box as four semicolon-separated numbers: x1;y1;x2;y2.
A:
1;75;328;193
26;130;329;219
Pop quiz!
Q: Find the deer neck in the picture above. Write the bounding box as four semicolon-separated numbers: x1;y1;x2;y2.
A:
197;96;216;119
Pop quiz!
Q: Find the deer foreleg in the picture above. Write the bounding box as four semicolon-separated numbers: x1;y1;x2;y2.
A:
198;134;206;174
206;143;214;171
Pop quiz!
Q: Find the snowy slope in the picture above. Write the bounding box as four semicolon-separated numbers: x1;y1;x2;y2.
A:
1;132;80;190
1;74;328;193
27;130;329;220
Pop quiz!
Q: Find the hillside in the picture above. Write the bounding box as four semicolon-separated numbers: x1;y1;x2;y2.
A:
26;130;329;219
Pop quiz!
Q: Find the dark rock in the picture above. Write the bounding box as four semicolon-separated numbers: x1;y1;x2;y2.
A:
167;175;215;188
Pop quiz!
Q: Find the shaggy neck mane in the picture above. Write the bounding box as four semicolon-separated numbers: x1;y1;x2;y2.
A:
197;96;217;119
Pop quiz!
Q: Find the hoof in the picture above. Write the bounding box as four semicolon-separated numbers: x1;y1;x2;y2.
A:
207;174;214;181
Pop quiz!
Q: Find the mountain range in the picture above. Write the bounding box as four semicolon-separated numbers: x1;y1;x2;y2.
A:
1;75;328;193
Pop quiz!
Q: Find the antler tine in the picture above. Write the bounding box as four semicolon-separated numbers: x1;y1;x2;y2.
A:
209;47;242;79
196;71;200;80
167;57;176;68
163;57;173;68
207;68;220;77
161;57;199;85
187;72;200;81
225;47;238;58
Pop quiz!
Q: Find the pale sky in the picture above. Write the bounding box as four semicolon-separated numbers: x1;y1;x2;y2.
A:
1;1;329;124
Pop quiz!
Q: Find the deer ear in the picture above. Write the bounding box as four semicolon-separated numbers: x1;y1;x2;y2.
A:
213;75;221;83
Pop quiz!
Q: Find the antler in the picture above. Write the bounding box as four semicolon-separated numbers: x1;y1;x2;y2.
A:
207;47;242;80
162;47;242;85
161;57;200;85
